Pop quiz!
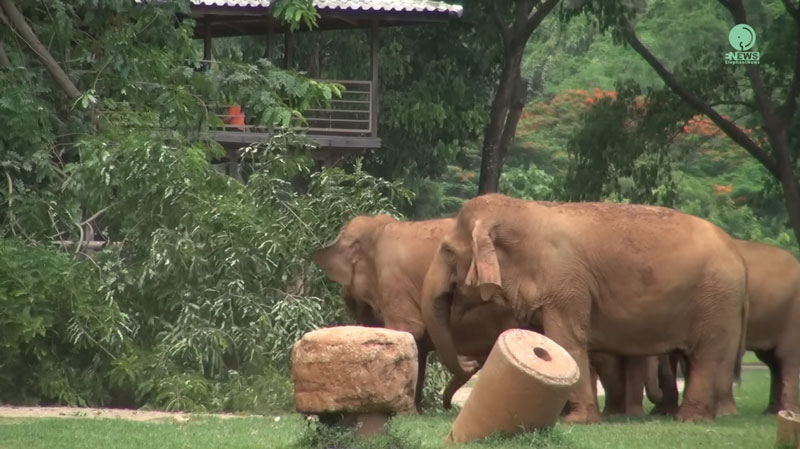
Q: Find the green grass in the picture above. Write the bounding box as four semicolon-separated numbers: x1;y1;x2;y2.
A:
742;351;765;366
0;369;779;449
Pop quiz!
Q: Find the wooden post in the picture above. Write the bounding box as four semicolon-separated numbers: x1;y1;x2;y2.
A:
226;147;241;182
203;17;212;70
267;16;275;62
369;20;379;138
284;28;295;69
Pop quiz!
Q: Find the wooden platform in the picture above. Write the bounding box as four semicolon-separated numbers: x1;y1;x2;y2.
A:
213;130;381;151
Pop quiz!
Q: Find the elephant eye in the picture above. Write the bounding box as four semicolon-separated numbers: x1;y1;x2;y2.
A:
440;245;457;265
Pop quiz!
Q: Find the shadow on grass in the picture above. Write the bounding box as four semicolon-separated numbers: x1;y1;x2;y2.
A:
475;426;566;447
292;414;568;449
291;416;425;449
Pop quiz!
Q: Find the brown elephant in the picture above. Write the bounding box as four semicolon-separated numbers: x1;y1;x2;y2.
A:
420;194;748;423
630;239;800;415
590;353;662;416
312;215;519;411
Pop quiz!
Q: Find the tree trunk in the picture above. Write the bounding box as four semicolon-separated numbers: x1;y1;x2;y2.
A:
771;132;800;246
0;0;81;100
478;44;525;194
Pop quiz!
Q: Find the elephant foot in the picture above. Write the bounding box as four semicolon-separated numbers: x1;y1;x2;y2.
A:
675;404;714;422
715;402;736;418
563;408;602;424
625;407;646;418
762;406;779;415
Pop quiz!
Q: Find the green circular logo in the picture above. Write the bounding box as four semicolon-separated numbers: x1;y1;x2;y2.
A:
729;24;756;51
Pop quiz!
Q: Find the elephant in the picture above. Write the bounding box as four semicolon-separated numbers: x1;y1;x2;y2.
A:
312;214;519;411
590;353;662;417
420;193;748;423
631;239;800;415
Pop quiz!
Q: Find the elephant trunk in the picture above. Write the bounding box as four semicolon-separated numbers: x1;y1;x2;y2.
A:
644;356;663;405
421;252;471;384
442;375;466;409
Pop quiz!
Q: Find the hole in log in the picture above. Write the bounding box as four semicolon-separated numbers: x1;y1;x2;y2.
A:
533;347;552;361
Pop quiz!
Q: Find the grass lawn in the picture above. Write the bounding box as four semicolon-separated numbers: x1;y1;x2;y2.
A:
741;351;765;366
0;369;779;449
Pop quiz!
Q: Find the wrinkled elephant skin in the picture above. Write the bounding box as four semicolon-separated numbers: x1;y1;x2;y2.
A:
421;194;747;423
313;215;518;411
636;240;800;415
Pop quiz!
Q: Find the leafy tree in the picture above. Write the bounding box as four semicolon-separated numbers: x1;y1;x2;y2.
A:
569;0;800;246
469;0;561;194
0;0;413;411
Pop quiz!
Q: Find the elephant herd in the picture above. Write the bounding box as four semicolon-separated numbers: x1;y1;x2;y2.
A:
313;193;800;424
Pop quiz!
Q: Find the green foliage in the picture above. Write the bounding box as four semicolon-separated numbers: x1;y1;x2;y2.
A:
272;0;319;31
563;82;686;206
0;239;126;406
0;0;413;412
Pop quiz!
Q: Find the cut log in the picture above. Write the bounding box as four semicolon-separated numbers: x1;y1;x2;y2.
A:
448;329;579;443
776;410;800;448
291;326;417;415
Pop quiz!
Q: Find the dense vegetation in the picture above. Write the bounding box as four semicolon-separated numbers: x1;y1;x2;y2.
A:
0;0;797;416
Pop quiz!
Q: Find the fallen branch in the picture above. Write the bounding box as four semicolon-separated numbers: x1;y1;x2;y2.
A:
55;240;120;250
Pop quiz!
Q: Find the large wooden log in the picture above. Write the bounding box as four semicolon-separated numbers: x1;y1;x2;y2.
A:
291;326;417;415
448;329;579;444
776;410;800;448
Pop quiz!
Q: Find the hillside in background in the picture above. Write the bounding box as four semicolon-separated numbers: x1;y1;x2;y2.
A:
411;3;795;254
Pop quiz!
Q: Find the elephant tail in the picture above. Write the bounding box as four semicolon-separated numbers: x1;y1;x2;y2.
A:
734;268;749;386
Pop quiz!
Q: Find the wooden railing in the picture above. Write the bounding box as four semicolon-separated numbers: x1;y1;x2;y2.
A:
213;79;374;137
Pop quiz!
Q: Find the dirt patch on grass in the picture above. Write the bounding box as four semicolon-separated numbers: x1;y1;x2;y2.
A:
0;406;254;422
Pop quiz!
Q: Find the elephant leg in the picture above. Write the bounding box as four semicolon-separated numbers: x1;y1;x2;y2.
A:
414;346;429;413
591;353;625;416
651;353;680;416
678;352;691;401
755;349;781;414
715;376;737;417
543;306;601;424
623;356;646;417
778;356;799;413
676;354;715;421
590;365;600;411
678;324;740;421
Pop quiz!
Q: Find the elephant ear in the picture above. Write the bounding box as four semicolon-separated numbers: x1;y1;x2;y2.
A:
464;219;502;301
312;236;361;286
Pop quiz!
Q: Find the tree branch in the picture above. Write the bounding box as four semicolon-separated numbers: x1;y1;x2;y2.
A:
524;0;561;36
716;0;733;13
0;0;81;100
0;41;9;69
619;19;779;178
781;24;800;123
708;100;756;110
726;0;781;130
780;0;800;23
492;3;511;47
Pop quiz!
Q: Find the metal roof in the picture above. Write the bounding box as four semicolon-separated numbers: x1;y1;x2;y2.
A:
153;1;463;16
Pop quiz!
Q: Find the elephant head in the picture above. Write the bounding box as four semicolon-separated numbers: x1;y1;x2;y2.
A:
421;214;506;382
313;214;396;326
